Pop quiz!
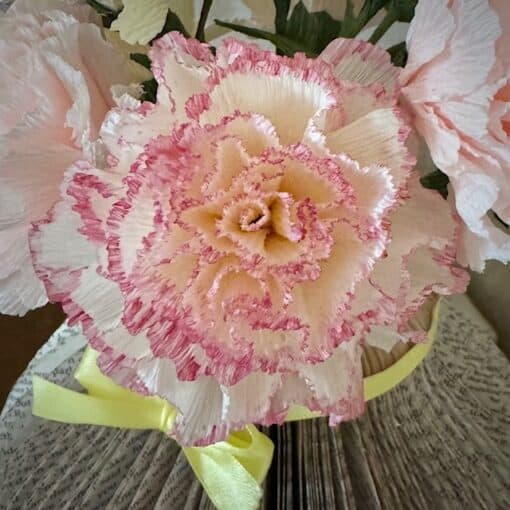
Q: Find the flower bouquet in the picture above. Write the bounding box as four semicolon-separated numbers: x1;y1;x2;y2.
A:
1;1;508;508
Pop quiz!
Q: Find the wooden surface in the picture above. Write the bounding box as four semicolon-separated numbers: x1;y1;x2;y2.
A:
0;305;65;407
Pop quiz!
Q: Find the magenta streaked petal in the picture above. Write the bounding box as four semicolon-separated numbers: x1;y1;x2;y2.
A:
28;33;468;445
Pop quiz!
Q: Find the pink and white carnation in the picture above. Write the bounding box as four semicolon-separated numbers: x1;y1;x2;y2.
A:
0;0;142;315
400;0;510;271
30;33;468;445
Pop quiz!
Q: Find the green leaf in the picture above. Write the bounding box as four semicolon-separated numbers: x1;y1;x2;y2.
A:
223;2;342;57
154;9;190;40
420;169;449;198
130;53;151;70
86;0;119;28
283;2;342;54
368;9;397;43
215;20;316;57
342;0;356;30
387;0;417;22
196;0;214;42
140;78;158;103
387;41;407;67
274;0;291;33
368;0;416;44
340;0;389;37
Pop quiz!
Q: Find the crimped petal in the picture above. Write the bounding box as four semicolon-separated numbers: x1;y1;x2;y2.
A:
28;30;468;445
401;0;455;83
149;31;213;117
452;163;499;239
0;259;47;316
198;38;340;144
354;174;469;349
30;200;97;299
10;0;93;20
288;220;385;356
325;108;414;191
0;144;79;314
100;94;170;171
410;103;461;170
0;5;143;315
41;23;142;149
457;216;510;271
320;38;400;97
298;340;364;425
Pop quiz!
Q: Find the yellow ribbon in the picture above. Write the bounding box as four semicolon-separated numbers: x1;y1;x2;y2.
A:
286;299;441;421
33;349;273;510
32;300;440;509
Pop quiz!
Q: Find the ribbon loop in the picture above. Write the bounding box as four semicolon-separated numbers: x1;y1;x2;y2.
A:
31;300;439;509
184;425;273;510
32;350;272;510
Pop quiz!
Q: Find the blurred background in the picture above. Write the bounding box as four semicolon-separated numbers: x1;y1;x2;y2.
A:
0;304;64;406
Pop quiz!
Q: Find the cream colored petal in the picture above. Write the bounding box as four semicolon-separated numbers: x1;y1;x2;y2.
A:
200;71;335;145
326;108;411;189
320;38;399;96
110;0;173;45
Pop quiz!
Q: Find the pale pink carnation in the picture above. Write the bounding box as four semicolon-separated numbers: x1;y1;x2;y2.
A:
400;0;510;271
30;33;468;445
0;0;141;314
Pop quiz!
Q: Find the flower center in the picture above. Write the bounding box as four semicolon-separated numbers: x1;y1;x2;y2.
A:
239;203;271;232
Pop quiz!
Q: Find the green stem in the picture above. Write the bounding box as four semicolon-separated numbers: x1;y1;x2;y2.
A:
369;9;397;44
274;0;291;33
195;0;213;42
215;20;316;57
340;0;389;37
86;0;120;27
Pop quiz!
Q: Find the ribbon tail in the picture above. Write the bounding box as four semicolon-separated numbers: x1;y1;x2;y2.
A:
183;425;274;510
32;376;175;431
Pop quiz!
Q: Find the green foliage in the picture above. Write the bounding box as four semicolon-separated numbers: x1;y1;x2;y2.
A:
340;0;389;37
86;0;119;28
282;2;342;55
420;170;449;198
130;53;151;70
274;0;291;33
216;0;405;58
196;0;214;42
140;78;158;103
369;0;416;43
86;0;190;38
215;20;315;57
155;9;190;40
387;41;408;67
387;0;417;22
217;2;342;57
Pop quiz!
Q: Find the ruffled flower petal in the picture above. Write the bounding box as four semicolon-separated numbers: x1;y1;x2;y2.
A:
31;33;466;445
325;107;414;192
352;174;469;351
0;2;143;315
400;0;510;270
149;31;214;116
320;38;400;97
